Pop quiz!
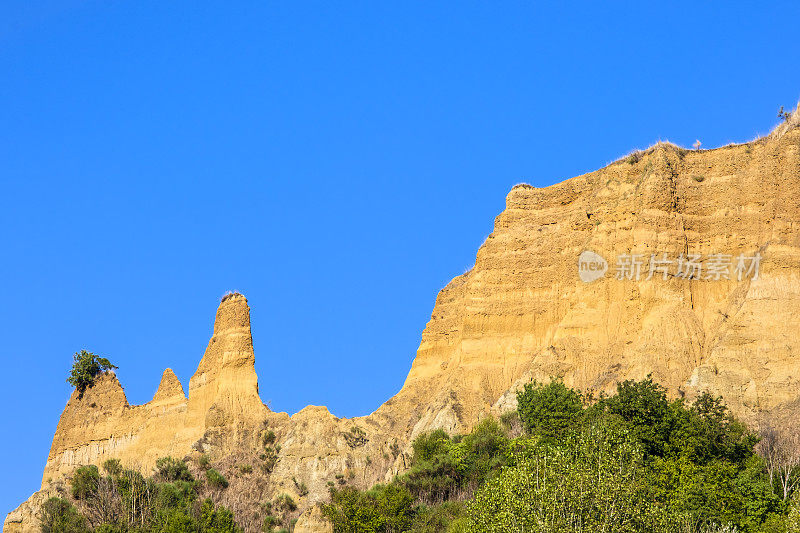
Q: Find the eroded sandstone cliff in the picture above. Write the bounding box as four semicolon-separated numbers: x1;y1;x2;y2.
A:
6;107;800;533
387;122;800;432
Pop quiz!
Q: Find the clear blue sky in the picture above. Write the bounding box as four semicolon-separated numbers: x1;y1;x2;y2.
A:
2;0;799;516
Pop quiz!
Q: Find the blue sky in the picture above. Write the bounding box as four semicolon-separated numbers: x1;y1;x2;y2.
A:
2;0;799;516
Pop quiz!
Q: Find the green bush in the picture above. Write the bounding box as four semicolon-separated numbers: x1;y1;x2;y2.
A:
42;461;243;533
198;454;210;470
67;350;117;398
205;468;229;489
516;378;584;439
199;499;239;533
403;440;460;503
155;457;194;482
344;426;368;448
322;378;784;533
261;447;278;473
411;501;466;532
464;422;669;532
322;484;415;533
262;513;280;532
93;524;122;533
273;493;297;513
70;465;99;500
412;429;452;464
40;497;87;533
102;458;122;476
293;476;309;496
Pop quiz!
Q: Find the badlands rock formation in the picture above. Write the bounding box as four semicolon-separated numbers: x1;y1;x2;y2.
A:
6;107;800;532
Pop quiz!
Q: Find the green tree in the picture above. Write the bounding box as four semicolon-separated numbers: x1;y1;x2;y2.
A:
318;378;784;533
465;422;670;533
322;484;415;533
199;499;240;533
114;469;152;526
154;457;194;483
323;486;383;532
159;509;195;533
40;497;88;533
682;392;756;464
101;458;123;476
600;376;672;458
71;465;100;500
67;350;117;398
516;378;584;440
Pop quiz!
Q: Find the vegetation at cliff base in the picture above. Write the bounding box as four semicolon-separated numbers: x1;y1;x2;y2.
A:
42;378;800;532
322;378;800;533
42;457;240;533
67;350;118;398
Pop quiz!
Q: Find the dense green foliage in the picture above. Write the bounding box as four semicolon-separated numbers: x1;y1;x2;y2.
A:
71;466;100;500
42;457;240;533
67;350;118;398
41;498;88;533
155;457;194;483
324;484;416;532
467;422;665;532
323;378;800;533
205;469;229;489
403;418;509;505
516;378;584;440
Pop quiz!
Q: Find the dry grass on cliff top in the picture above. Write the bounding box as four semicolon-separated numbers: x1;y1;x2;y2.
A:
607;101;800;167
221;291;244;302
506;102;800;192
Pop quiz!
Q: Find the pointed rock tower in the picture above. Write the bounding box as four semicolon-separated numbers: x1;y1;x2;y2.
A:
40;293;268;488
150;368;186;407
188;292;266;428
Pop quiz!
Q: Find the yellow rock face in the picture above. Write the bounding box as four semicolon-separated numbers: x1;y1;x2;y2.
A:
385;123;800;433
7;112;800;533
40;293;268;487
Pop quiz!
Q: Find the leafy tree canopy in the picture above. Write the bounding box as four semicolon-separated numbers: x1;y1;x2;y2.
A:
322;377;792;533
516;378;584;440
67;350;117;398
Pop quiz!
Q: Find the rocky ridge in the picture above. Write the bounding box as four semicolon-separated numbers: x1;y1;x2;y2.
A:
5;106;800;532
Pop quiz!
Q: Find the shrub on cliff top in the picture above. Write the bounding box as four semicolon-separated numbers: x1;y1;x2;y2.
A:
67;350;117;398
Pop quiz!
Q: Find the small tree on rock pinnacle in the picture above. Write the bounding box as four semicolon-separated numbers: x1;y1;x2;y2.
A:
67;350;117;398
